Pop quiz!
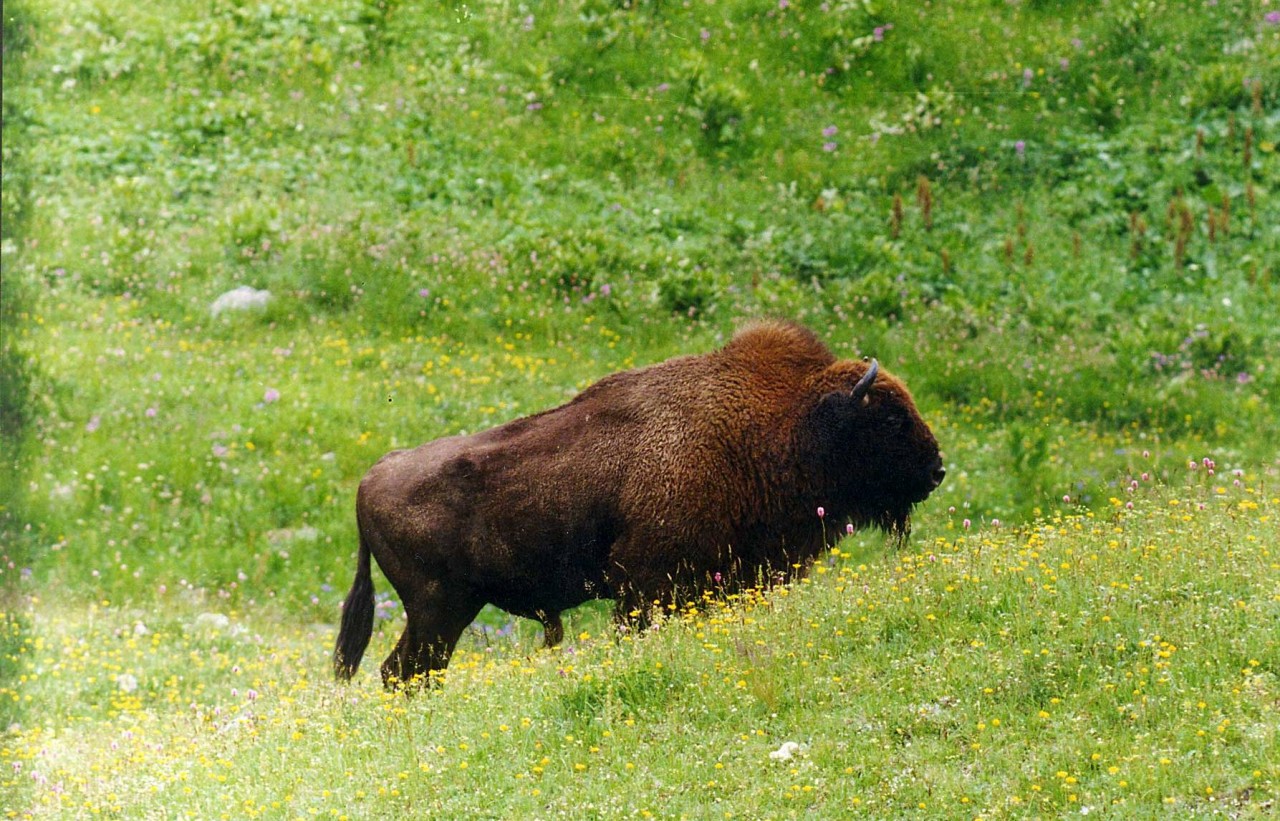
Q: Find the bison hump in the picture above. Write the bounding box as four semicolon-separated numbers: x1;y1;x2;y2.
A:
722;320;836;372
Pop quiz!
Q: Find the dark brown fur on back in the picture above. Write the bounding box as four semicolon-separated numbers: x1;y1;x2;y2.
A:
334;320;944;687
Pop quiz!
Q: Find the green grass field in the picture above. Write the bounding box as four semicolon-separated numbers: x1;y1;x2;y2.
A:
4;477;1278;817
2;0;1278;816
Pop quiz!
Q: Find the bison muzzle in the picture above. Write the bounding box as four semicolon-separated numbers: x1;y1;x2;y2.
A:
334;320;943;688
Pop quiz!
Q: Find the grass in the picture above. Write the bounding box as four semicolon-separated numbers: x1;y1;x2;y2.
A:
1;0;1279;816
3;473;1277;817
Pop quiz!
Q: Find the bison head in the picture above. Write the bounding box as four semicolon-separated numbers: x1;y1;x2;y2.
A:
798;358;944;538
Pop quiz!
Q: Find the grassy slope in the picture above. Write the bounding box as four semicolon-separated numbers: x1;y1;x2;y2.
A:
2;0;1280;815
4;477;1278;817
4;0;1279;607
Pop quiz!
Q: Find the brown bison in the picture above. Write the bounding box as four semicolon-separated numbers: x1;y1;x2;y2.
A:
334;320;944;687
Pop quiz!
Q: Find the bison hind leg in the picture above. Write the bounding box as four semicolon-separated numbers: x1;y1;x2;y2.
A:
381;587;484;691
539;612;564;648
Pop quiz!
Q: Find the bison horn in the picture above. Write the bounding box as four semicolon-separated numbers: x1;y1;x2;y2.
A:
851;358;879;403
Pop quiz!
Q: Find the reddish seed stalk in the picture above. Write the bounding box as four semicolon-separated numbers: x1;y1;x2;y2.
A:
1129;211;1146;260
916;176;934;231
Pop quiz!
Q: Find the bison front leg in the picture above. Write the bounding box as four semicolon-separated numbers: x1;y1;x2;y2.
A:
382;588;483;691
612;585;660;637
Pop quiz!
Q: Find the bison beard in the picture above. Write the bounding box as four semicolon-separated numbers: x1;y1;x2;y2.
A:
334;320;944;688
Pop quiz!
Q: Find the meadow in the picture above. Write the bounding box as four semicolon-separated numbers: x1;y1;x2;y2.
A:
1;0;1278;816
3;475;1278;817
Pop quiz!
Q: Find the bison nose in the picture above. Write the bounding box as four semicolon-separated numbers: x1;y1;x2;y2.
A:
930;463;946;489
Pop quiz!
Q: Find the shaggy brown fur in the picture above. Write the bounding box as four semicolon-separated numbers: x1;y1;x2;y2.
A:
334;320;944;688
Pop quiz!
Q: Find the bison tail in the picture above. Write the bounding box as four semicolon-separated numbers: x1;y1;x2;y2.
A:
333;525;376;682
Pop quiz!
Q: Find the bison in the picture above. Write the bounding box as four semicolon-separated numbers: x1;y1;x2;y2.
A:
334;320;944;687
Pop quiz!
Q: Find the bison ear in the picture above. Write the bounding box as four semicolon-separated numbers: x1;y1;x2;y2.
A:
850;359;879;406
810;389;858;437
